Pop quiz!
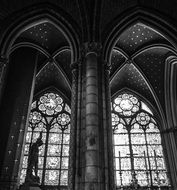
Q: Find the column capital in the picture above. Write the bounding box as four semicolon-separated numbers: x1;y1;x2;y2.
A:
81;42;102;56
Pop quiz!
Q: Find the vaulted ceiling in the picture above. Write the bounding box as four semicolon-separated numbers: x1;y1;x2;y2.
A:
13;21;72;99
110;23;176;112
1;1;177;116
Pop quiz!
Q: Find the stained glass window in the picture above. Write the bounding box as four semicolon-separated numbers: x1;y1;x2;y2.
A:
19;92;71;187
112;93;170;188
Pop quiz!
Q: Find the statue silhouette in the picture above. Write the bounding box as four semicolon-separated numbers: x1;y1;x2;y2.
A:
25;131;43;184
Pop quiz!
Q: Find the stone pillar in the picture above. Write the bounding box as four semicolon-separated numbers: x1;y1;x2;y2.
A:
0;55;8;101
68;60;80;190
82;42;102;190
102;62;115;190
163;56;177;189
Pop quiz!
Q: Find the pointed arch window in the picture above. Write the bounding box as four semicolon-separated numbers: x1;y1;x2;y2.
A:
112;93;170;188
20;92;71;187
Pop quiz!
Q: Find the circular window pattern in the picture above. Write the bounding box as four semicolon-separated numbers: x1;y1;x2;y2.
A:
57;113;70;126
29;111;42;124
113;94;140;116
39;93;63;115
136;112;150;125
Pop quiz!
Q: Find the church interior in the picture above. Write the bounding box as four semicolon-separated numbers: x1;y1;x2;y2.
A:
0;0;177;190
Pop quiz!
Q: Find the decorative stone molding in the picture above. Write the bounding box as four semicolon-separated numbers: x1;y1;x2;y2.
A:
81;42;102;56
165;55;177;127
0;55;8;83
126;59;133;65
166;55;177;63
0;55;8;68
70;59;81;71
104;60;112;72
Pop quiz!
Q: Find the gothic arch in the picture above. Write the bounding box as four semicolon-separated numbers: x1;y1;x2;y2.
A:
102;7;177;62
104;9;177;188
103;8;177;131
0;3;80;61
111;88;163;129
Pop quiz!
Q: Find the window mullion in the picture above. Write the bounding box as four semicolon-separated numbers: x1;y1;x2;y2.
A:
144;129;153;187
127;126;135;180
41;125;50;185
58;129;64;186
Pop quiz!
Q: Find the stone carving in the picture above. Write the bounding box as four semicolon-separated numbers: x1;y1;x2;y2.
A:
25;132;43;184
81;42;102;56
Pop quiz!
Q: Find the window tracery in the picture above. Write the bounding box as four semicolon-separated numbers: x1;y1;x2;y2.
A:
20;92;71;187
112;93;169;188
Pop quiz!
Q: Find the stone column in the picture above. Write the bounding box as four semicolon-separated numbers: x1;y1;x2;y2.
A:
0;55;8;101
68;60;80;190
102;62;115;190
82;42;102;190
163;56;177;189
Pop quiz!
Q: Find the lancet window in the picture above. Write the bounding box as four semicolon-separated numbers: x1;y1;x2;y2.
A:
112;93;170;188
19;92;71;187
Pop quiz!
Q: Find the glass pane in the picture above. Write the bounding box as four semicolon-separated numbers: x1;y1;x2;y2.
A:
38;170;43;184
134;157;146;170
47;145;61;156
45;170;59;185
39;145;45;156
114;124;127;133
136;171;148;186
25;132;32;143
122;171;131;185
141;102;153;115
63;134;70;144
51;123;62;133
131;133;145;144
121;158;131;170
61;157;69;169
132;145;146;156
20;169;26;184
157;157;166;170
159;171;169;185
22;156;28;168
60;170;68;185
49;133;62;144
149;157;157;170
115;158;120;170
32;132;40;142
146;133;161;144
152;171;159;185
114;134;129;145
148;145;163;157
131;123;143;133
147;123;159;133
63;145;69;156
115;146;129;157
116;171;123;186
38;157;44;168
24;144;30;155
46;157;60;169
